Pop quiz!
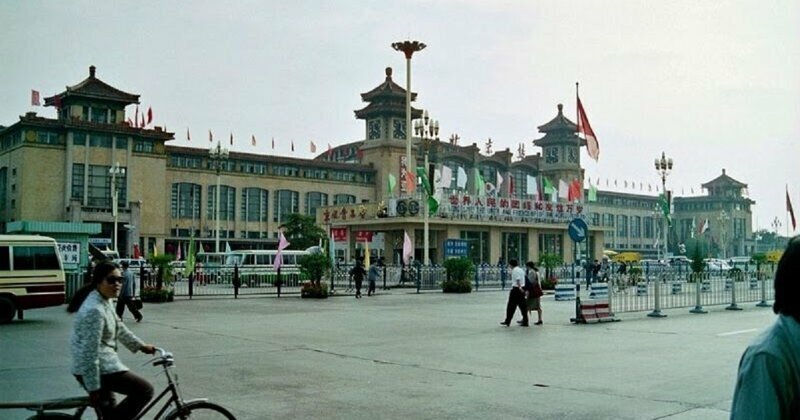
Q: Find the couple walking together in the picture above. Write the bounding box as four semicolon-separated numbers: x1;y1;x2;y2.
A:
500;259;544;327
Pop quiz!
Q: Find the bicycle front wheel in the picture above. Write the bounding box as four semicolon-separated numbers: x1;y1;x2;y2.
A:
164;400;237;420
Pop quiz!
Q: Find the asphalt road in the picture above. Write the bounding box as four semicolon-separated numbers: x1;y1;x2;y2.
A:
0;290;775;419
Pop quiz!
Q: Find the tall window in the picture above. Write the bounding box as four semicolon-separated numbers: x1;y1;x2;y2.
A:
241;188;268;221
616;215;628;237
90;108;108;123
273;190;299;223
333;194;356;205
79;164;126;208
305;192;328;217
630;216;641;238
171;183;201;219
207;185;235;220
501;232;528;264
460;231;489;264
643;217;654;239
538;233;563;259
0;167;6;211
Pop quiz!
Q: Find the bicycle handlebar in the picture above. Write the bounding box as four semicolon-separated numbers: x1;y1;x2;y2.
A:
146;347;174;367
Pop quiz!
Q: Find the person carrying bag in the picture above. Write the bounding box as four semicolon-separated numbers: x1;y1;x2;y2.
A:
525;261;544;325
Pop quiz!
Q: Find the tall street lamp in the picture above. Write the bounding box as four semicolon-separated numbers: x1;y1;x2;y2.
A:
391;40;426;199
209;140;229;253
109;161;126;253
717;209;730;259
650;151;672;318
415;110;439;265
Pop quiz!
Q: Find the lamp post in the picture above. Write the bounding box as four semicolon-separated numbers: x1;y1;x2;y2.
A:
391;40;426;198
109;162;126;253
650;151;672;318
414;110;439;265
717;209;730;259
771;217;781;249
209;140;229;253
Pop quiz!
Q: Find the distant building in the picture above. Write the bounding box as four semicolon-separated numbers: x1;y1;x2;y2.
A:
0;66;754;263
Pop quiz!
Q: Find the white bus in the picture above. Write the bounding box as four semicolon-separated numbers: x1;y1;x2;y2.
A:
0;235;65;323
194;246;321;281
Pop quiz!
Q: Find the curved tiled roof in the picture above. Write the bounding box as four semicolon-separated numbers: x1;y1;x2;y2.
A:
537;104;578;133
701;169;746;188
360;67;417;102
44;65;139;106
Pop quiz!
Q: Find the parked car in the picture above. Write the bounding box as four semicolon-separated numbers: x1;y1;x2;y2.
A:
115;258;154;277
704;258;732;271
728;256;752;265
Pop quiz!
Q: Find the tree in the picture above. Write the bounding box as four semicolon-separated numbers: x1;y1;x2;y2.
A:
279;214;326;250
538;252;563;281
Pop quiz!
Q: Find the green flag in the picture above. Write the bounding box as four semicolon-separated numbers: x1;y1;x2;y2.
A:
542;177;554;194
474;168;485;196
388;173;397;194
416;167;433;196
184;234;196;276
658;193;672;226
588;185;598;202
428;196;439;215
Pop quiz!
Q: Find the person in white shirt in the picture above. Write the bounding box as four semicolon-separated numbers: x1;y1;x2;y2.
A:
500;259;529;326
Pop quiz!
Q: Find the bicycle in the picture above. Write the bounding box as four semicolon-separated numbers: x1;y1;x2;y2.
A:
0;348;236;419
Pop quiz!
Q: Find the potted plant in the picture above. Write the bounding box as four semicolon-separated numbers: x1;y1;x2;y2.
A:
298;253;330;298
142;254;175;303
538;252;562;284
442;257;474;293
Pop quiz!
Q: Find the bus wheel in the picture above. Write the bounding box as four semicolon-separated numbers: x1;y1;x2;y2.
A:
0;296;16;324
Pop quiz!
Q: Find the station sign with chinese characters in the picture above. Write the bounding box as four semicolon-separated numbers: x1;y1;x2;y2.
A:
57;241;82;269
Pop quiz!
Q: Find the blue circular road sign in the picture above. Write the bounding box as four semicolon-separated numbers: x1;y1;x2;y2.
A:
568;218;589;242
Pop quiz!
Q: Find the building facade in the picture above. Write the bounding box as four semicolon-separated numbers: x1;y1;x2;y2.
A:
0;66;754;264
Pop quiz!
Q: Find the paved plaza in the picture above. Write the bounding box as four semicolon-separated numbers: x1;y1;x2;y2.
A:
0;290;776;419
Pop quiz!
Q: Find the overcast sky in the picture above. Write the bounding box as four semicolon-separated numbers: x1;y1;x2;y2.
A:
2;1;798;232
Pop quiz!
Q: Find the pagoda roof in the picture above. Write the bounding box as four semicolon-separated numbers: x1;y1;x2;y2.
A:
354;102;423;119
360;67;417;102
537;104;578;133
701;169;747;189
10;112;173;140
44;65;140;107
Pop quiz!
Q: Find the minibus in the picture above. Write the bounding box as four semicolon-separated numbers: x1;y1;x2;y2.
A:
0;235;65;323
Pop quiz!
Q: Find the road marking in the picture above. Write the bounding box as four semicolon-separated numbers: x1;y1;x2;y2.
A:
717;328;758;337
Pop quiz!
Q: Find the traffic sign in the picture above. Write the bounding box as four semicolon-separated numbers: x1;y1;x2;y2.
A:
568;218;588;242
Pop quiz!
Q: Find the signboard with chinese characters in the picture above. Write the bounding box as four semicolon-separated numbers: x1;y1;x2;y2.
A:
57;241;81;269
399;155;409;194
444;239;469;258
331;228;348;242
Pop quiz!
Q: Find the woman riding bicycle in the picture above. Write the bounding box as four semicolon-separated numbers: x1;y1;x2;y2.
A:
67;260;157;420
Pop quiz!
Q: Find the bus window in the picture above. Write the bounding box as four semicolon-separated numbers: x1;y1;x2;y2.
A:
0;246;9;270
13;245;61;270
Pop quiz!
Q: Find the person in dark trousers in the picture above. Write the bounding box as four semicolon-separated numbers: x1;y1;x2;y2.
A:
592;260;601;282
349;259;366;298
500;259;528;327
115;260;143;322
367;258;382;296
730;236;800;419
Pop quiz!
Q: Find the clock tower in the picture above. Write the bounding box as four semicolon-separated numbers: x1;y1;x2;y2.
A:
354;67;423;202
533;104;585;198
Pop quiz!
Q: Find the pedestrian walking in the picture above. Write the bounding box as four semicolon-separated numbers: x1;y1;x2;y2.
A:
525;261;544;325
730;236;800;419
349;259;366;298
115;260;143;323
367;258;382;296
500;259;528;327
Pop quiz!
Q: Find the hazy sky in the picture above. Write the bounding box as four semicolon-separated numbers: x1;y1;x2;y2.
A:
2;1;798;232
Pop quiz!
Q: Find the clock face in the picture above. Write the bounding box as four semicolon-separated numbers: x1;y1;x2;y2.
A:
368;120;381;140
393;120;406;139
567;147;578;163
545;147;559;164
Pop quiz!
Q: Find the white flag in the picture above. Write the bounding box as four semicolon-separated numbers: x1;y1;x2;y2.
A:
558;179;569;200
496;172;504;192
441;166;453;190
402;231;413;265
526;175;537;196
456;166;467;189
433;168;443;189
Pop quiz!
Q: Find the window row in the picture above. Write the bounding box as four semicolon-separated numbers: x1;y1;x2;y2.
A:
170;183;356;223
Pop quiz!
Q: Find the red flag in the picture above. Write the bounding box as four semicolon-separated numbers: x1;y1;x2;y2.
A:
577;96;599;161
310;141;316;153
509;175;515;195
327;143;333;158
146;107;153;125
186;128;191;141
356;148;364;160
251;135;256;146
138;110;144;128
291;140;294;152
209;130;213;143
271;137;275;150
788;187;797;231
134;105;139;127
53;95;62;109
31;90;41;106
230;133;234;146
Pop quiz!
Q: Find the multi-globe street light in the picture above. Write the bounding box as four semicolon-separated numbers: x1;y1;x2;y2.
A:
415;110;439;266
391;40;426;199
717;209;730;259
209;140;229;253
649;151;672;318
109;161;126;253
